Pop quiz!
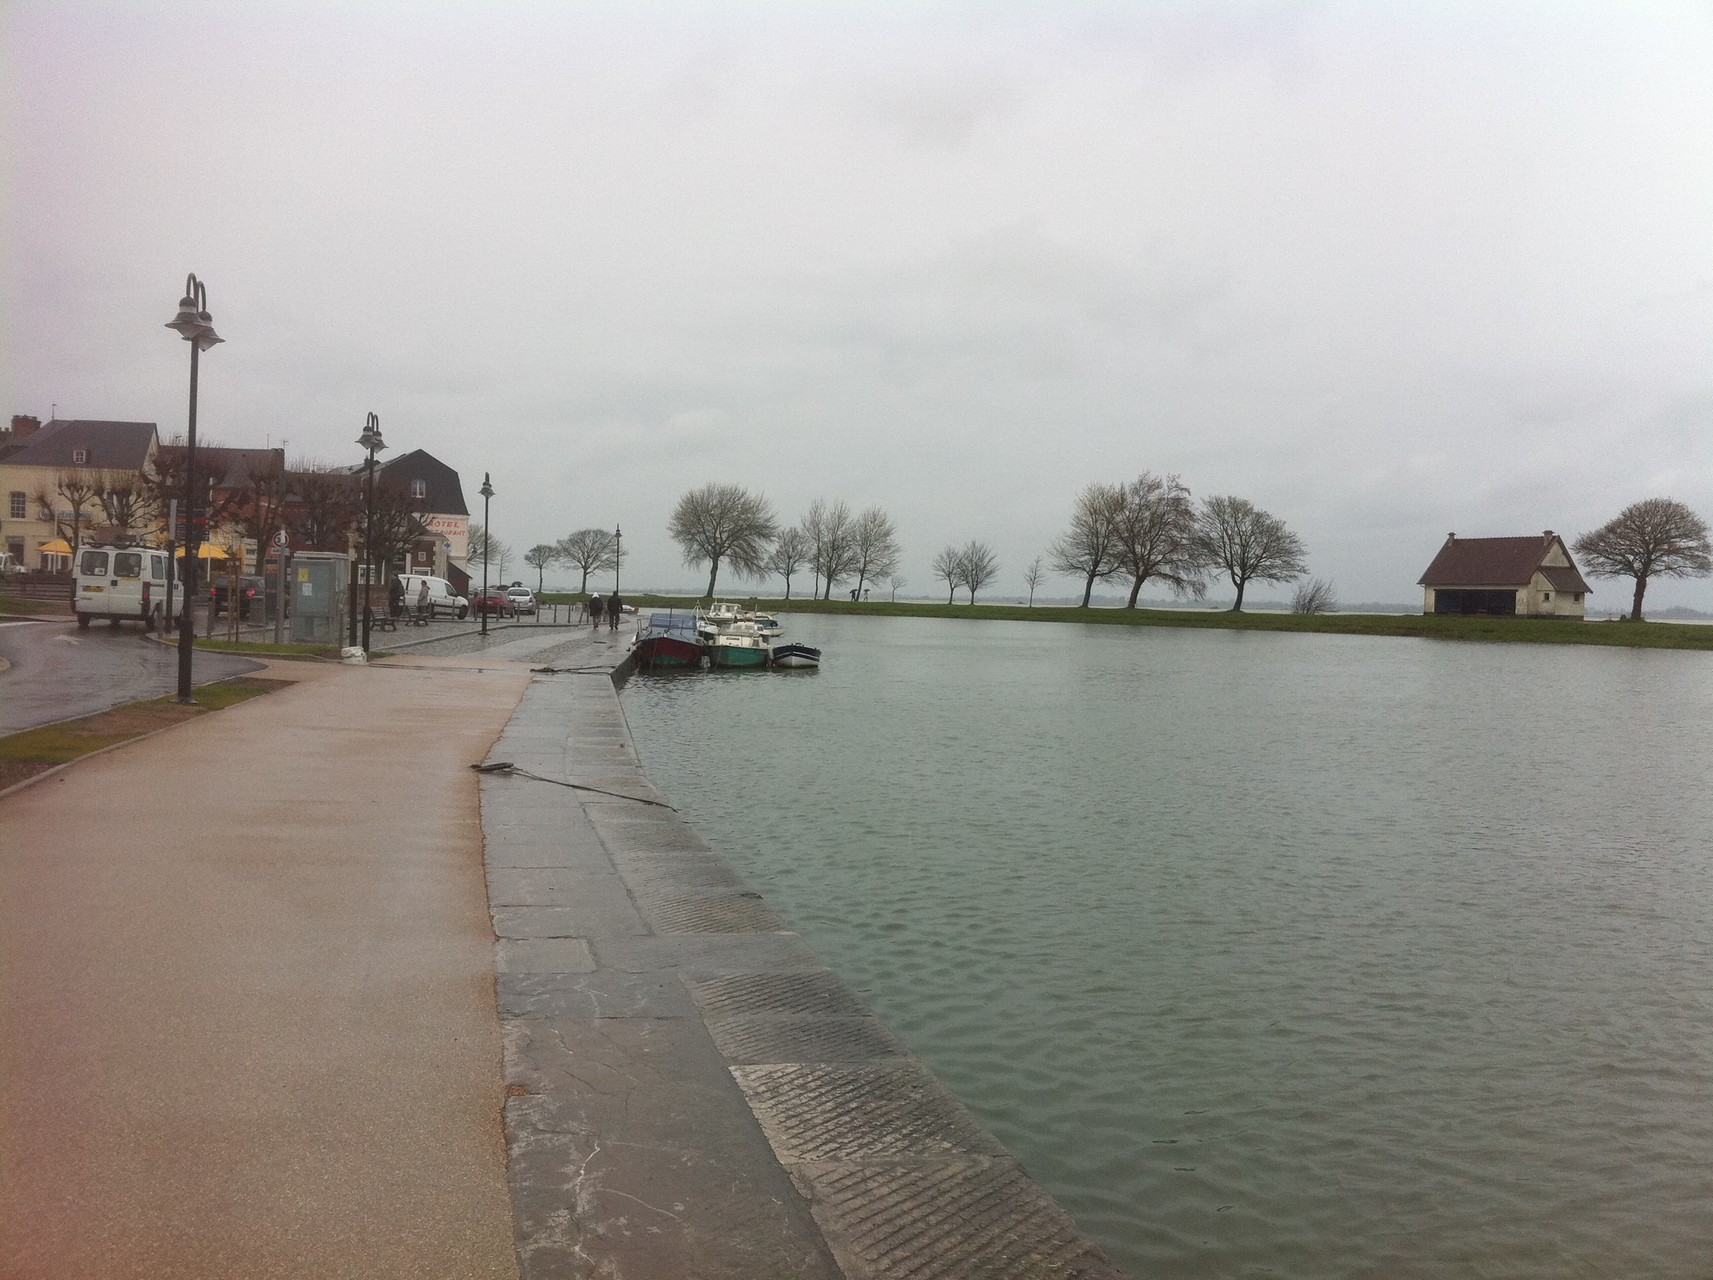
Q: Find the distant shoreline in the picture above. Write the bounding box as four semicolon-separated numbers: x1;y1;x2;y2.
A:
543;593;1713;652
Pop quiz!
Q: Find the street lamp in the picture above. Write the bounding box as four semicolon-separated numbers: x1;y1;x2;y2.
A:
357;412;386;651
165;274;223;704
614;523;621;595
479;473;494;637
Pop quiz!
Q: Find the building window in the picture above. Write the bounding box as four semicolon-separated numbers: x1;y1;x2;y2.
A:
410;478;426;500
72;448;88;464
1543;592;1551;602
8;492;23;520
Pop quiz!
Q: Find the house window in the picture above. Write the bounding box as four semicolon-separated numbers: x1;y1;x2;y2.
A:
72;448;88;464
1574;592;1583;602
8;492;23;520
410;479;426;500
1543;592;1551;602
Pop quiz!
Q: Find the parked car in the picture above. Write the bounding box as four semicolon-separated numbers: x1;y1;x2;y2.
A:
209;575;265;618
472;588;515;618
505;585;538;615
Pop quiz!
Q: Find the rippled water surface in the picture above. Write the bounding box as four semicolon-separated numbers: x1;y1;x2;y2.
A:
620;616;1713;1278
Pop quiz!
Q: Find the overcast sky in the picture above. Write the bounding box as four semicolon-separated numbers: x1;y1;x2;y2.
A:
6;0;1712;608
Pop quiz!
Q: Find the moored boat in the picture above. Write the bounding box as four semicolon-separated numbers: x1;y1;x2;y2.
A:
633;611;705;670
708;620;770;668
751;612;783;637
771;641;821;669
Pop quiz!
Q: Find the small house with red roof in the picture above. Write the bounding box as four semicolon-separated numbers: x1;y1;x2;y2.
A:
1418;531;1590;618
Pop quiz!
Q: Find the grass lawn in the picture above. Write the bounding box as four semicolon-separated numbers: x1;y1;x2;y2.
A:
0;679;284;792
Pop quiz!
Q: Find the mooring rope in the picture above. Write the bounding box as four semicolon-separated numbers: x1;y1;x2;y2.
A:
470;761;676;809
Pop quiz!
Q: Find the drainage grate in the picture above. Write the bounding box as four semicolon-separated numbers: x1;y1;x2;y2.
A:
806;1159;1126;1280
688;970;870;1019
707;1015;906;1065
730;1063;1004;1163
641;892;788;935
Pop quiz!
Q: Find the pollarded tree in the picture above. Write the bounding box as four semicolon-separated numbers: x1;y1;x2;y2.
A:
958;540;1000;604
933;545;963;603
1574;497;1712;621
850;506;901;599
669;482;778;598
1194;495;1308;611
1049;482;1126;607
556;527;618;593
767;526;810;600
524;543;559;593
1113;472;1206;608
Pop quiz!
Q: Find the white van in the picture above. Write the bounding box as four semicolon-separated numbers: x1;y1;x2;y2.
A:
74;545;179;631
396;573;468;620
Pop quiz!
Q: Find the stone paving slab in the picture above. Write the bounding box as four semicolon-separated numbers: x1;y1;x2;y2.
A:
480;652;1130;1280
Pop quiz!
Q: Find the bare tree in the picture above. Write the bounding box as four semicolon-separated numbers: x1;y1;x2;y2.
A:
365;478;429;584
234;456;292;566
933;545;963;603
555;527;618;593
468;522;513;583
524;543;558;593
850;506;901;599
958;540;1000;604
33;469;103;558
803;498;857;600
1023;556;1044;606
1114;472;1206;607
1049;482;1126;607
1574;498;1712;620
668;482;778;598
1194;495;1308;610
889;573;906;602
1290;577;1337;614
289;466;359;552
93;469;153;543
767;526;810;600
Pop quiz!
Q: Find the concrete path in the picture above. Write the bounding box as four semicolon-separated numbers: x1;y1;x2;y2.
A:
0;658;527;1279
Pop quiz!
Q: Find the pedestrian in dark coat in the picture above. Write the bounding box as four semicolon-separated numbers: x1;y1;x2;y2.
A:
607;591;623;629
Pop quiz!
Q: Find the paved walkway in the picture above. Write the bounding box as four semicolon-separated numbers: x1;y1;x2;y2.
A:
2;613;1127;1279
0;658;528;1279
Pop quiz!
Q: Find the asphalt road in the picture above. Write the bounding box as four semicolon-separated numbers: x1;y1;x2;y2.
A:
0;618;264;734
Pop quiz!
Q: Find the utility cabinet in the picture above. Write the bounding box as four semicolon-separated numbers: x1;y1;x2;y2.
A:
289;552;349;645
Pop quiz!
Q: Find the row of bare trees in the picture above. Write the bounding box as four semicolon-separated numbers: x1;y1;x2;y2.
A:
668;485;910;600
31;446;430;576
514;528;623;593
1049;473;1309;610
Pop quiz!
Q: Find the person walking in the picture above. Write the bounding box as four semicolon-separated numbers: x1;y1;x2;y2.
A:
588;593;604;628
387;575;405;619
607;590;623;630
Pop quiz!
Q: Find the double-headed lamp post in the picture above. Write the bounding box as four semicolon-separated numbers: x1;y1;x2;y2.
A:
479;473;495;637
165;275;223;704
357;412;386;651
614;523;621;595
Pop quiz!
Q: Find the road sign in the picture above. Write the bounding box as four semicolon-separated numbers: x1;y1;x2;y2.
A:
272;528;289;549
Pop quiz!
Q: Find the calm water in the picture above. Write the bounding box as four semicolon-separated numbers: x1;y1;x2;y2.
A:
620;615;1713;1278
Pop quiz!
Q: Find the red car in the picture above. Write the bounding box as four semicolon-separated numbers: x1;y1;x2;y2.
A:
472;588;516;618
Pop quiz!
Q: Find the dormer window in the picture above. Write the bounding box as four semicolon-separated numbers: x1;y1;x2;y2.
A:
72;448;88;464
410;479;426;500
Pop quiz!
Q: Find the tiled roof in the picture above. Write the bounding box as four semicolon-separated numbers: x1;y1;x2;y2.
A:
1418;534;1583;589
2;419;156;470
198;446;285;489
379;449;469;516
1540;564;1591;594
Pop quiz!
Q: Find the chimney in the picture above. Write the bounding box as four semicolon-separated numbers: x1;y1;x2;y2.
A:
1447;532;1456;541
10;414;41;438
1543;530;1555;539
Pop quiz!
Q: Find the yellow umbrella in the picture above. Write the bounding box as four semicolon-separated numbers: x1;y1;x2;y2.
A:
39;538;73;554
172;543;229;560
